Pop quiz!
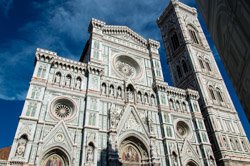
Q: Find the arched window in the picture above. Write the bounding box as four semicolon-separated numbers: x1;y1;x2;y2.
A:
170;32;180;50
199;59;205;69
182;60;188;73
208;86;216;100
188;28;199;44
37;65;47;78
216;88;224;102
177;65;182;78
205;61;212;71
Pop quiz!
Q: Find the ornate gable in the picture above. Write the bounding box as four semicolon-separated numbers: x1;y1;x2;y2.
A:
117;105;149;137
41;121;75;158
180;139;201;165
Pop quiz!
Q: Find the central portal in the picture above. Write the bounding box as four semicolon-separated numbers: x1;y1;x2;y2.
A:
119;136;149;166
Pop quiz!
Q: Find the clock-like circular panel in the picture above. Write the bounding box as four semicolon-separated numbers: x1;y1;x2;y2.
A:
113;55;142;80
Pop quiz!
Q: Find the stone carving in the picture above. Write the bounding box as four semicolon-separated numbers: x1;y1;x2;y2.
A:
109;85;114;96
16;135;28;157
110;104;122;128
86;145;94;162
101;83;107;95
87;132;96;143
117;87;122;97
127;87;134;102
54;72;61;84
147;116;154;134
75;77;81;89
171;152;178;166
116;61;136;78
55;133;64;142
65;75;71;87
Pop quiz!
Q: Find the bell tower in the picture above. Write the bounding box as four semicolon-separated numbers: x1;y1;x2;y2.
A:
157;1;250;166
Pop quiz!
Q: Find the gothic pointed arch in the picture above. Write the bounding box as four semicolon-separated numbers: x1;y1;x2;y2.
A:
118;136;150;165
41;148;70;166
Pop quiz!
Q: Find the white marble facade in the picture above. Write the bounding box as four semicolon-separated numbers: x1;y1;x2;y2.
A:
7;1;249;166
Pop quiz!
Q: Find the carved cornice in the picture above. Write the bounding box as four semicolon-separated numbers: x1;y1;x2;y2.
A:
185;88;199;100
87;62;104;76
35;48;57;63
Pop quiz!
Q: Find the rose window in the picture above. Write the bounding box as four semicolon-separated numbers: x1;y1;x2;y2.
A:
176;121;190;138
116;61;136;78
55;104;71;118
50;98;76;120
113;55;142;80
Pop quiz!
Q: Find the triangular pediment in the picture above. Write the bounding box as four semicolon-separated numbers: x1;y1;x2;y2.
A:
180;139;201;165
117;104;149;137
102;25;147;47
42;121;75;154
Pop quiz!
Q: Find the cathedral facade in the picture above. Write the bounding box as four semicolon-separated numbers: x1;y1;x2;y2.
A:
6;1;250;166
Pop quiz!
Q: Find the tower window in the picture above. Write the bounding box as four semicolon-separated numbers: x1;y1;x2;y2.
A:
199;59;205;69
189;29;199;44
216;88;224;102
182;60;188;73
177;65;182;78
208;86;216;100
205;61;212;71
171;33;180;50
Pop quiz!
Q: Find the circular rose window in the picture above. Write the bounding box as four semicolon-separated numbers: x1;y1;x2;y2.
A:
50;98;76;120
113;55;142;80
176;121;190;138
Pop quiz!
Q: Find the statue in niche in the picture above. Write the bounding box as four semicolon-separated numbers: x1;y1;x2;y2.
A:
171;152;178;166
101;83;107;95
65;75;71;87
75;78;81;89
117;87;122;97
127;88;134;102
151;95;155;105
54;72;61;83
16;135;28;157
86;146;94;162
109;86;114;96
144;94;148;104
137;93;142;103
147;116;154;134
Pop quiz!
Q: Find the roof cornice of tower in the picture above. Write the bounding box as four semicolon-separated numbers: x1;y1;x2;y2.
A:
157;0;197;25
88;18;160;48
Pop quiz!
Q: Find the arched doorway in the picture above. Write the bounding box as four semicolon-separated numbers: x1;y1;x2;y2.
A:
41;149;69;166
186;160;198;166
119;136;149;166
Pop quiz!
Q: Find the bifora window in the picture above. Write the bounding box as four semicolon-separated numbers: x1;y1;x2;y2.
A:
171;32;180;50
189;29;199;44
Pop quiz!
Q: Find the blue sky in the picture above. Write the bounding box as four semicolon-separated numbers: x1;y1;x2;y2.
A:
0;0;249;148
